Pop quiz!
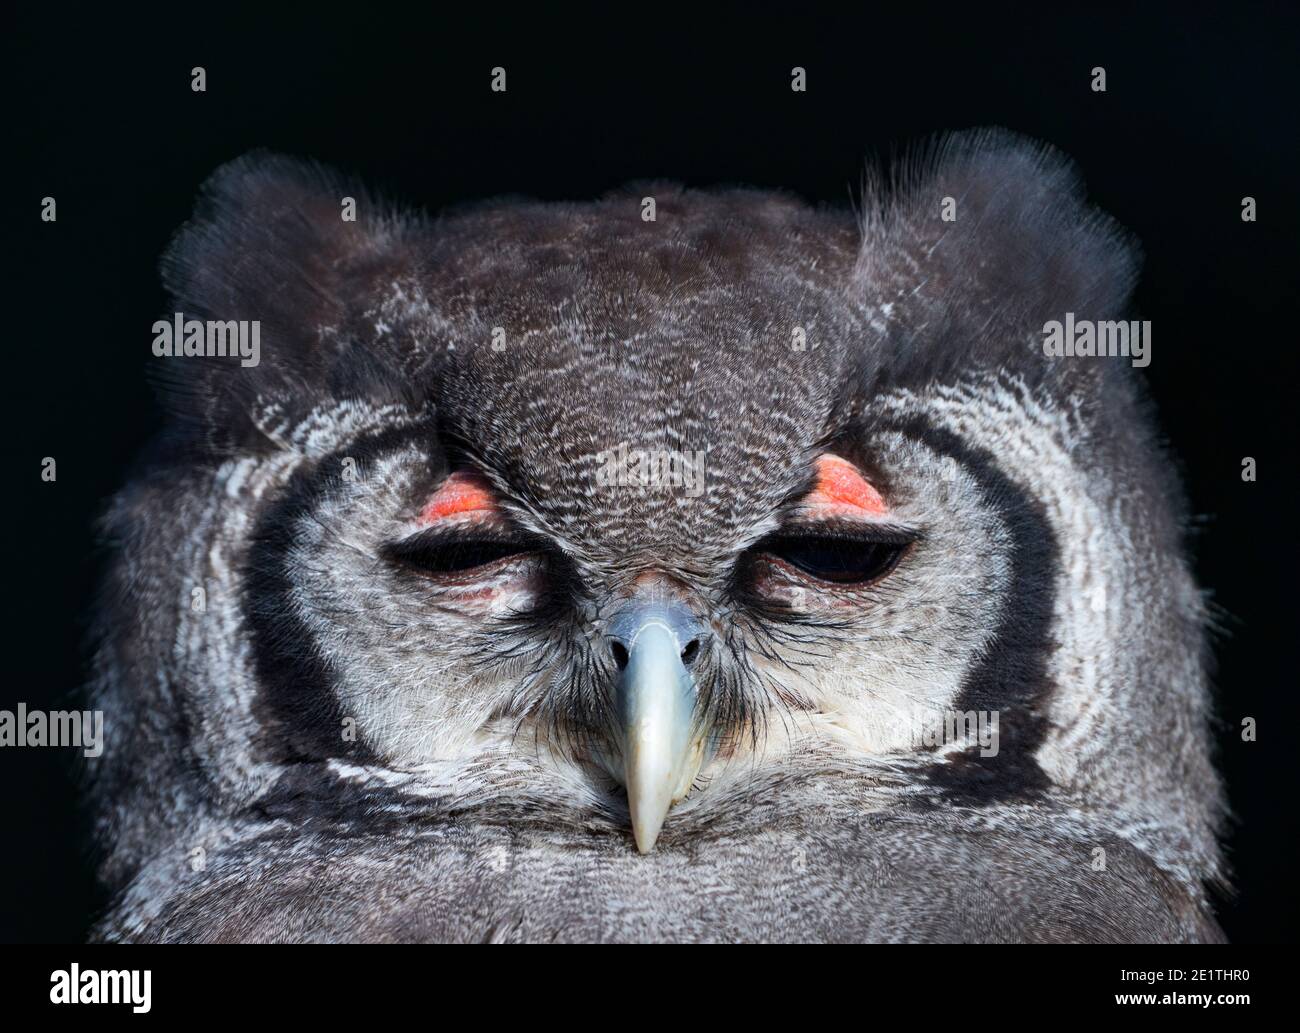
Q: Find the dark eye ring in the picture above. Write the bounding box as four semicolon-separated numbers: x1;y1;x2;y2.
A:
760;533;911;586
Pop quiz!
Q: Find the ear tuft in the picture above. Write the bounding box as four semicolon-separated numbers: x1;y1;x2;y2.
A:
152;151;426;456
856;128;1141;387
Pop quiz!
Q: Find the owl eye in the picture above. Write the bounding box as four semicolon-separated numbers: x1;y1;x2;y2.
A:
759;531;911;585
385;531;534;576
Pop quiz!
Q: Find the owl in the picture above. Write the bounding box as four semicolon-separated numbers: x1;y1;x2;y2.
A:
87;129;1226;942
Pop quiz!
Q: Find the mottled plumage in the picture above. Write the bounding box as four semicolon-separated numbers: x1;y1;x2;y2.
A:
88;130;1225;942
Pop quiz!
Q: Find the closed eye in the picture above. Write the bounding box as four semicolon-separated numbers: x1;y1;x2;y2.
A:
384;530;537;576
755;527;915;586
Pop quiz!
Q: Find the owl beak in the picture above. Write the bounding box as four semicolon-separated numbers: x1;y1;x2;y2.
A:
611;613;709;854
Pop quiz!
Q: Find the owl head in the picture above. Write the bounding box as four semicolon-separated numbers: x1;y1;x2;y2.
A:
90;130;1224;937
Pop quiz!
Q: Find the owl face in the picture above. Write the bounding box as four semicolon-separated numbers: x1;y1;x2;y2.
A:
262;362;1012;848
90;132;1225;938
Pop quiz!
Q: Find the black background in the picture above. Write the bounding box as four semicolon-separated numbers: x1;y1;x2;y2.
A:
6;4;1297;943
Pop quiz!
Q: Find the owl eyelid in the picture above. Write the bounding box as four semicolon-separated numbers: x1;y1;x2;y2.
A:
382;527;548;577
771;521;921;547
745;523;918;590
757;538;911;587
415;469;500;525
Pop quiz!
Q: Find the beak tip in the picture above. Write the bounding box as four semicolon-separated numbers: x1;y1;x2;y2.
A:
630;805;666;854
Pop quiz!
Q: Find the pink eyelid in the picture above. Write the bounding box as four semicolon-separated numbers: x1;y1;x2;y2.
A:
415;458;883;526
415;471;498;525
804;454;888;517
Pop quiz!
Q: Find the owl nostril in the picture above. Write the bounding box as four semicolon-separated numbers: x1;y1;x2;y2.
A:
610;640;630;670
680;638;701;667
